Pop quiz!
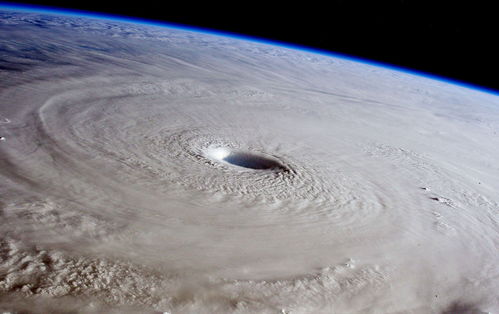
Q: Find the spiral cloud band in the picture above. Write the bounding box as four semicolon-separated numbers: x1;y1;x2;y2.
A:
0;9;498;313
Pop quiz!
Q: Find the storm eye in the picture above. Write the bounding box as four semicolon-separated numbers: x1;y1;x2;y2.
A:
222;152;283;170
206;148;284;170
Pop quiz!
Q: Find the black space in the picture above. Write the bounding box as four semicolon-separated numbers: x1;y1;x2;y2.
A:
3;1;498;93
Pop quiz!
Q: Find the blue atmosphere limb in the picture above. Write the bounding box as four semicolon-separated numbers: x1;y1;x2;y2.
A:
1;1;498;96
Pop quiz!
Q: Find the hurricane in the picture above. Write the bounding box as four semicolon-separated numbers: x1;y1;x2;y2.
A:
0;8;498;314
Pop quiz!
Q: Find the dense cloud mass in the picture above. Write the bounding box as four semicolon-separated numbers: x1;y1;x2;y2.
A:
0;9;498;314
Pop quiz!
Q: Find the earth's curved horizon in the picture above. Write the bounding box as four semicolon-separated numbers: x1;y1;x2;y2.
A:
0;6;498;314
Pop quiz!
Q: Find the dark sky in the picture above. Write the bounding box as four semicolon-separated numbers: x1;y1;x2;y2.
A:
3;1;498;93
